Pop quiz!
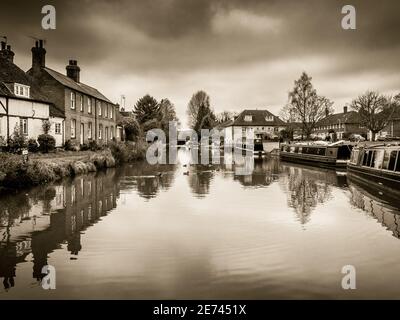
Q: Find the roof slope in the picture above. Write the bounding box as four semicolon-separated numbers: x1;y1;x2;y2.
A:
0;57;49;102
43;67;113;104
317;111;361;126
232;109;286;126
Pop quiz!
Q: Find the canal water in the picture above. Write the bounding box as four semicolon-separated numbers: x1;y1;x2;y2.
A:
1;149;400;299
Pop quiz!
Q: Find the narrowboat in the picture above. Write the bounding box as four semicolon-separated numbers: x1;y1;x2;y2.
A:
279;141;354;169
347;144;400;195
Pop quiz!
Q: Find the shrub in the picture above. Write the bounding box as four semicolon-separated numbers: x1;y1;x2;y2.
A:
38;134;56;153
80;142;90;151
42;120;51;134
89;140;103;151
108;141;129;164
26;161;56;185
64;139;79;151
8;124;27;153
28;139;39;153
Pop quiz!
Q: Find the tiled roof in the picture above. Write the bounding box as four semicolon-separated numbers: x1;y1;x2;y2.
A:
317;111;361;126
43;67;113;104
0;56;50;102
232;109;286;126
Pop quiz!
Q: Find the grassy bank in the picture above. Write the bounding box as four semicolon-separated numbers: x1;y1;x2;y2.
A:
0;141;147;190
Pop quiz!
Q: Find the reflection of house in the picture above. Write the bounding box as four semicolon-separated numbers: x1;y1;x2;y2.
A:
0;41;64;146
222;109;286;143
313;106;367;140
0;172;119;287
28;40;120;146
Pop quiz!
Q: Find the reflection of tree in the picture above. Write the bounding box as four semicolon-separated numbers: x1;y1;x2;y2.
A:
188;167;214;198
119;162;176;200
280;166;333;224
349;183;400;239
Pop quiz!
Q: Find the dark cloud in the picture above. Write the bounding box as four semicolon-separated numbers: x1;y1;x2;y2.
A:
0;0;399;123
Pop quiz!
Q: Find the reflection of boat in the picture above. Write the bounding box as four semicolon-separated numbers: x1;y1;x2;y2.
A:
347;144;400;201
280;141;353;169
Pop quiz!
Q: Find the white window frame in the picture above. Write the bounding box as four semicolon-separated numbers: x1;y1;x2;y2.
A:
99;124;102;139
88;98;92;114
80;94;84;112
88;122;92;139
55;123;61;135
71;119;76;138
20;118;28;135
71;92;76;110
14;83;30;98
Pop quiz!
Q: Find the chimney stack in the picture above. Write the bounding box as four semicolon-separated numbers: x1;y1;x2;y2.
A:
343;106;348;114
0;42;15;63
66;60;80;82
31;39;46;70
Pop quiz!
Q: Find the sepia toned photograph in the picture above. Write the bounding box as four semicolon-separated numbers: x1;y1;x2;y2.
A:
0;0;400;307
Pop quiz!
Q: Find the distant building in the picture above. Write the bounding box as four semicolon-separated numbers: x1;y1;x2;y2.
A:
0;41;64;146
378;105;400;138
313;106;367;140
221;109;286;144
27;40;120;146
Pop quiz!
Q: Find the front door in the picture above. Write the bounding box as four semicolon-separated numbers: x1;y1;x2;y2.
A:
80;123;84;145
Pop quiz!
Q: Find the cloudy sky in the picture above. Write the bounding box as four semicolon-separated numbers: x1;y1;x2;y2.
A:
1;0;399;125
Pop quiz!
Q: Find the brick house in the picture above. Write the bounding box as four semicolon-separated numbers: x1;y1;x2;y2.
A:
313;106;368;140
0;41;64;146
27;40;119;146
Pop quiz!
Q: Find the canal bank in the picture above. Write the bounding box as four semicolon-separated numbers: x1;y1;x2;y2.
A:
0;141;147;191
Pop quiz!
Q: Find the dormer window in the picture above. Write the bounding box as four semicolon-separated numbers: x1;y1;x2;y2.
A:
244;115;252;122
14;83;30;98
265;116;274;122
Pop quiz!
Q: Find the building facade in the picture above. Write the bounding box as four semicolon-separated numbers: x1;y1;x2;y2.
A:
222;109;286;144
0;41;64;147
27;40;119;146
313;106;368;140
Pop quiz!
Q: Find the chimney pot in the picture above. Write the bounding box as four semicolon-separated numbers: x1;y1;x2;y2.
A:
66;59;80;82
0;41;5;50
344;106;348;114
31;40;46;70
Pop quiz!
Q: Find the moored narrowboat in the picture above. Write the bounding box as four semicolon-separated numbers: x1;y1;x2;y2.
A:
279;141;353;169
347;144;400;195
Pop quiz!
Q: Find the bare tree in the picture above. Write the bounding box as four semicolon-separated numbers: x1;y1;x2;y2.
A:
215;111;236;124
287;72;334;138
351;91;396;141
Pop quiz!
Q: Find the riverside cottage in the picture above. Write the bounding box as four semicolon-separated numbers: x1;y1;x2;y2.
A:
0;41;64;147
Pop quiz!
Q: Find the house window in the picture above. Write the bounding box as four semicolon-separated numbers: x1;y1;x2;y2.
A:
98;101;102;116
88;122;92;139
14;83;30;98
104;105;108;118
88;98;92;114
71;92;76;109
80;95;84;112
20;118;28;135
109;106;113;119
244;115;252;122
71;119;76;138
110;126;114;139
55;123;61;134
265;116;274;121
99;124;103;139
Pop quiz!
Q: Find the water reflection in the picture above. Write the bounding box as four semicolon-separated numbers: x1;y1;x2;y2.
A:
0;171;119;290
279;163;347;224
1;151;400;298
348;179;400;239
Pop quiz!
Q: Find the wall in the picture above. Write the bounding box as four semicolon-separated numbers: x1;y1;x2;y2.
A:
0;96;50;142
